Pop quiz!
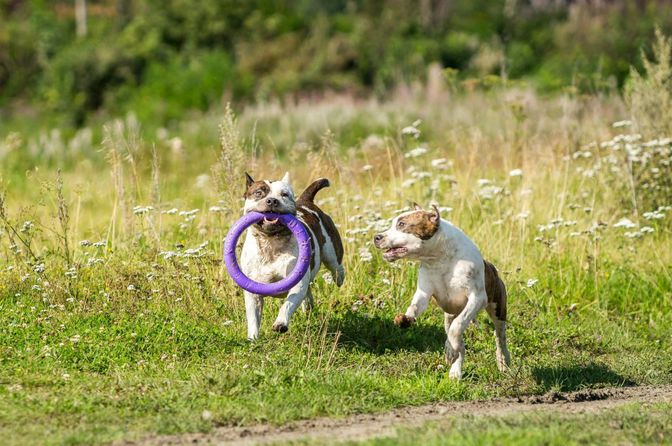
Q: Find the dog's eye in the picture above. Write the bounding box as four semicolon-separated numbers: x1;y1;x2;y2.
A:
281;192;289;198
254;190;264;197
397;221;406;229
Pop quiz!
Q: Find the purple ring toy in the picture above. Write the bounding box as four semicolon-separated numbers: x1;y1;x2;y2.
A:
224;212;311;295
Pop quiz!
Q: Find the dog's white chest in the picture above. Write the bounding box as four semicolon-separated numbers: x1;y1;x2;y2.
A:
426;268;470;315
240;232;298;282
421;250;482;316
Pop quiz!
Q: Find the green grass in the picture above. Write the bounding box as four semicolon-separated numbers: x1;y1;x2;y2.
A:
0;91;671;445
346;402;672;445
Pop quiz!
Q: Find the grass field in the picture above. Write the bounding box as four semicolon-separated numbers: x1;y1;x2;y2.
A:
1;89;671;445
354;402;672;446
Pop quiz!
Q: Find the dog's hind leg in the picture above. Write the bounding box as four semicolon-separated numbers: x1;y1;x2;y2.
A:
443;312;457;365
320;233;345;287
484;261;510;371
244;291;264;340
301;287;314;313
486;305;511;372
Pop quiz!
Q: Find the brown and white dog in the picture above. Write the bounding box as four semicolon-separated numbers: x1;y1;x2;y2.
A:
240;172;344;339
373;204;510;379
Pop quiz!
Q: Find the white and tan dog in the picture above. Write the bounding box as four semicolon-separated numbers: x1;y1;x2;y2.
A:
240;172;344;340
374;204;510;379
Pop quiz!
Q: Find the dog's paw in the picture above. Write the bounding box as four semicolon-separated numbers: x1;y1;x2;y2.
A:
271;322;289;333
394;314;415;328
448;364;462;380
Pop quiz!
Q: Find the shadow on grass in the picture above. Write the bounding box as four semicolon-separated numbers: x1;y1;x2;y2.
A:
532;362;636;392
332;311;445;355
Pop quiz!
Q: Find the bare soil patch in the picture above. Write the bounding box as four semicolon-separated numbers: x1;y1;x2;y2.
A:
120;385;672;445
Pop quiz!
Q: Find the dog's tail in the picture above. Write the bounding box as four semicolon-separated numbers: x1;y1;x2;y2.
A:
484;260;507;322
298;178;330;203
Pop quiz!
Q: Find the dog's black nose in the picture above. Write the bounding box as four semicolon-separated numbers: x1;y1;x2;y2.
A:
266;197;279;207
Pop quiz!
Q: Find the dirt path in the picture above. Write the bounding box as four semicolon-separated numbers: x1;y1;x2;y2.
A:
123;385;672;446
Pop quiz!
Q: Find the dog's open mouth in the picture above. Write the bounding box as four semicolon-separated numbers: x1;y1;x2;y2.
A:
255;216;286;234
383;246;408;260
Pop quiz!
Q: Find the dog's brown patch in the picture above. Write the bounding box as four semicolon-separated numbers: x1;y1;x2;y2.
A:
244;181;270;200
298;201;344;264
484;260;507;321
397;211;439;240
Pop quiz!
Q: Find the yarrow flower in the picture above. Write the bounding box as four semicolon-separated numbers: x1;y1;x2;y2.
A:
401;120;422;139
430;158;452;169
526;279;539;288
358;247;373;262
133;205;154;215
509;169;523;177
404;147;428;158
613;218;637;229
612;120;633;128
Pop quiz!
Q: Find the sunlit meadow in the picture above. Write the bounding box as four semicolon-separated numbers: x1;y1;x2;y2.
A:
0;87;671;445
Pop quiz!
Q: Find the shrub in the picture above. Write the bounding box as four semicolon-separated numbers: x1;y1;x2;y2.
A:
625;28;672;138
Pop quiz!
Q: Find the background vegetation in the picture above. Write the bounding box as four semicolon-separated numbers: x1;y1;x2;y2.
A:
3;0;672;128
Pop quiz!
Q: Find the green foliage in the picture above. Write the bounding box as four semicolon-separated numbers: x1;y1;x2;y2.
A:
357;403;672;446
3;0;672;128
625;28;672;137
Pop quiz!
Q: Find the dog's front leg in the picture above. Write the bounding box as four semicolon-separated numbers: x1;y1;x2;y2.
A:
244;291;264;340
395;287;431;328
272;276;310;333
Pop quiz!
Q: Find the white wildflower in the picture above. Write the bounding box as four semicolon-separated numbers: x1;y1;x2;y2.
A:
430;158;452;170
643;211;665;220
405;147;428;158
20;221;34;233
478;186;504;200
526;279;539;288
133;205;154;215
362;164;374;172
613;218;637;229
322;271;334;285
402;179;417;188
359;247;373;262
509;169;523;177
612;120;632;128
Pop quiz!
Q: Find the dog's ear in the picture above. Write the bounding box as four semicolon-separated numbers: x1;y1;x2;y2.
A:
412;202;423;211
245;172;254;188
281;171;290;184
430;205;440;223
